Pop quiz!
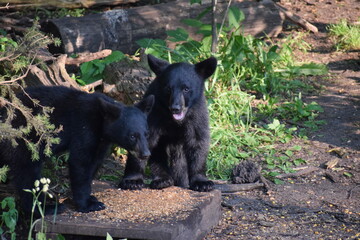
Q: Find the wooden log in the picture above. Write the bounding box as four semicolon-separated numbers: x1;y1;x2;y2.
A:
25;54;81;89
65;49;113;65
1;0;139;9
41;0;284;55
273;1;318;33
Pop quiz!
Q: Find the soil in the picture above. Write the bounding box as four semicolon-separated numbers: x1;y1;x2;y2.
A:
205;0;360;239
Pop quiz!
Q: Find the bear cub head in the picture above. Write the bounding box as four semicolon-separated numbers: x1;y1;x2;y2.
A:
147;55;217;123
99;95;154;160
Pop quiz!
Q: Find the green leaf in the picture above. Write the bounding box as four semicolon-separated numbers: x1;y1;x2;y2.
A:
37;232;47;240
268;171;280;177
294;158;306;166
274;178;284;184
166;28;189;42
102;50;125;64
289;62;328;76
267;119;281;130
343;172;353;177
106;233;113;240
228;7;245;29
285;150;293;157
56;234;66;240
76;78;87;86
136;38;166;49
181;18;203;28
196;24;212;37
291;145;302;151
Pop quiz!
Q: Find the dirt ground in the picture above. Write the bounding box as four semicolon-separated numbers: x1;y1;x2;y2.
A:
205;0;360;239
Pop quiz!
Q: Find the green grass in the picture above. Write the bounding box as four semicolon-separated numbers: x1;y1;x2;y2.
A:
328;19;360;51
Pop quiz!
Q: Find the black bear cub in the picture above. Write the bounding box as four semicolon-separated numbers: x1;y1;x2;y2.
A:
120;55;217;192
0;86;154;214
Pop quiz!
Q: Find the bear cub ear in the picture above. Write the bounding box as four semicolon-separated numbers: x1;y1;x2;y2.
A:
99;97;121;120
136;94;155;116
195;57;217;80
147;55;170;76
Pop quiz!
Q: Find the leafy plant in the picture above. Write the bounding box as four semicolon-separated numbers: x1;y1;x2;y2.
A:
328;19;360;51
76;50;125;85
0;197;18;240
24;178;54;240
0;27;62;187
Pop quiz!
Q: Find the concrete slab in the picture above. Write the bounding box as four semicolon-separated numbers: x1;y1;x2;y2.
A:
35;183;221;240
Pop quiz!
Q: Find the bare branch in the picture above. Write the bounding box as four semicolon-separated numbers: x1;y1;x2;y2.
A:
0;3;10;10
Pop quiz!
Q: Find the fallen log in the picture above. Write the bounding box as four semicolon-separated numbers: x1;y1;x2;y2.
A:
1;0;139;9
214;183;264;193
41;0;284;55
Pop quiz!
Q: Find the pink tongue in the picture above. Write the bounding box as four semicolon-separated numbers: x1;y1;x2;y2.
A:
173;112;185;120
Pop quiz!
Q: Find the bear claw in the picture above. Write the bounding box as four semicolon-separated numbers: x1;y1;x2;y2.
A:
150;178;174;189
119;179;144;190
190;180;214;192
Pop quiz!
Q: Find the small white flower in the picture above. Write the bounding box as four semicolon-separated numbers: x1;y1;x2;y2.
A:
34;180;40;187
40;178;47;184
35;187;40;192
42;185;49;193
48;193;53;199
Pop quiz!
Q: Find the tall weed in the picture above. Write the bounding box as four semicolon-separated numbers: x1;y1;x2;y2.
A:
328;19;360;51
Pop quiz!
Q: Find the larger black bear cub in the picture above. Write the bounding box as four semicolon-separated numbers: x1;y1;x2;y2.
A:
0;86;154;214
120;55;217;192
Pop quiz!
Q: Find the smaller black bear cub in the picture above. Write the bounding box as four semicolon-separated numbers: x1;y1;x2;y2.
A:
0;86;154;214
120;55;217;192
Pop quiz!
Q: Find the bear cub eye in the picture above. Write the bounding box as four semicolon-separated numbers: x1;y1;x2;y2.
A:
183;86;190;93
129;134;136;142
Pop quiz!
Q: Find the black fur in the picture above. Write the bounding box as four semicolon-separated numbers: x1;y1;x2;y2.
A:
0;86;154;214
120;55;217;192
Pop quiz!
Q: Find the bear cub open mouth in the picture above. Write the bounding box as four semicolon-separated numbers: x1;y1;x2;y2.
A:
171;108;188;121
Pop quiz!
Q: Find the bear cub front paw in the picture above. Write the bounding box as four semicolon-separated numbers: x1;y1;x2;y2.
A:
119;178;144;190
77;195;105;213
150;177;174;189
190;180;214;192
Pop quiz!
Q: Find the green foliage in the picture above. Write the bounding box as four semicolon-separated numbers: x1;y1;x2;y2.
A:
0;26;62;190
328;19;360;51
135;7;327;180
0;165;9;183
0;197;18;240
35;7;86;18
207;90;254;179
76;50;125;85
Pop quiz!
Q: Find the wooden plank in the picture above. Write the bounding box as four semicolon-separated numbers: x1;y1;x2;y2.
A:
34;184;221;240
